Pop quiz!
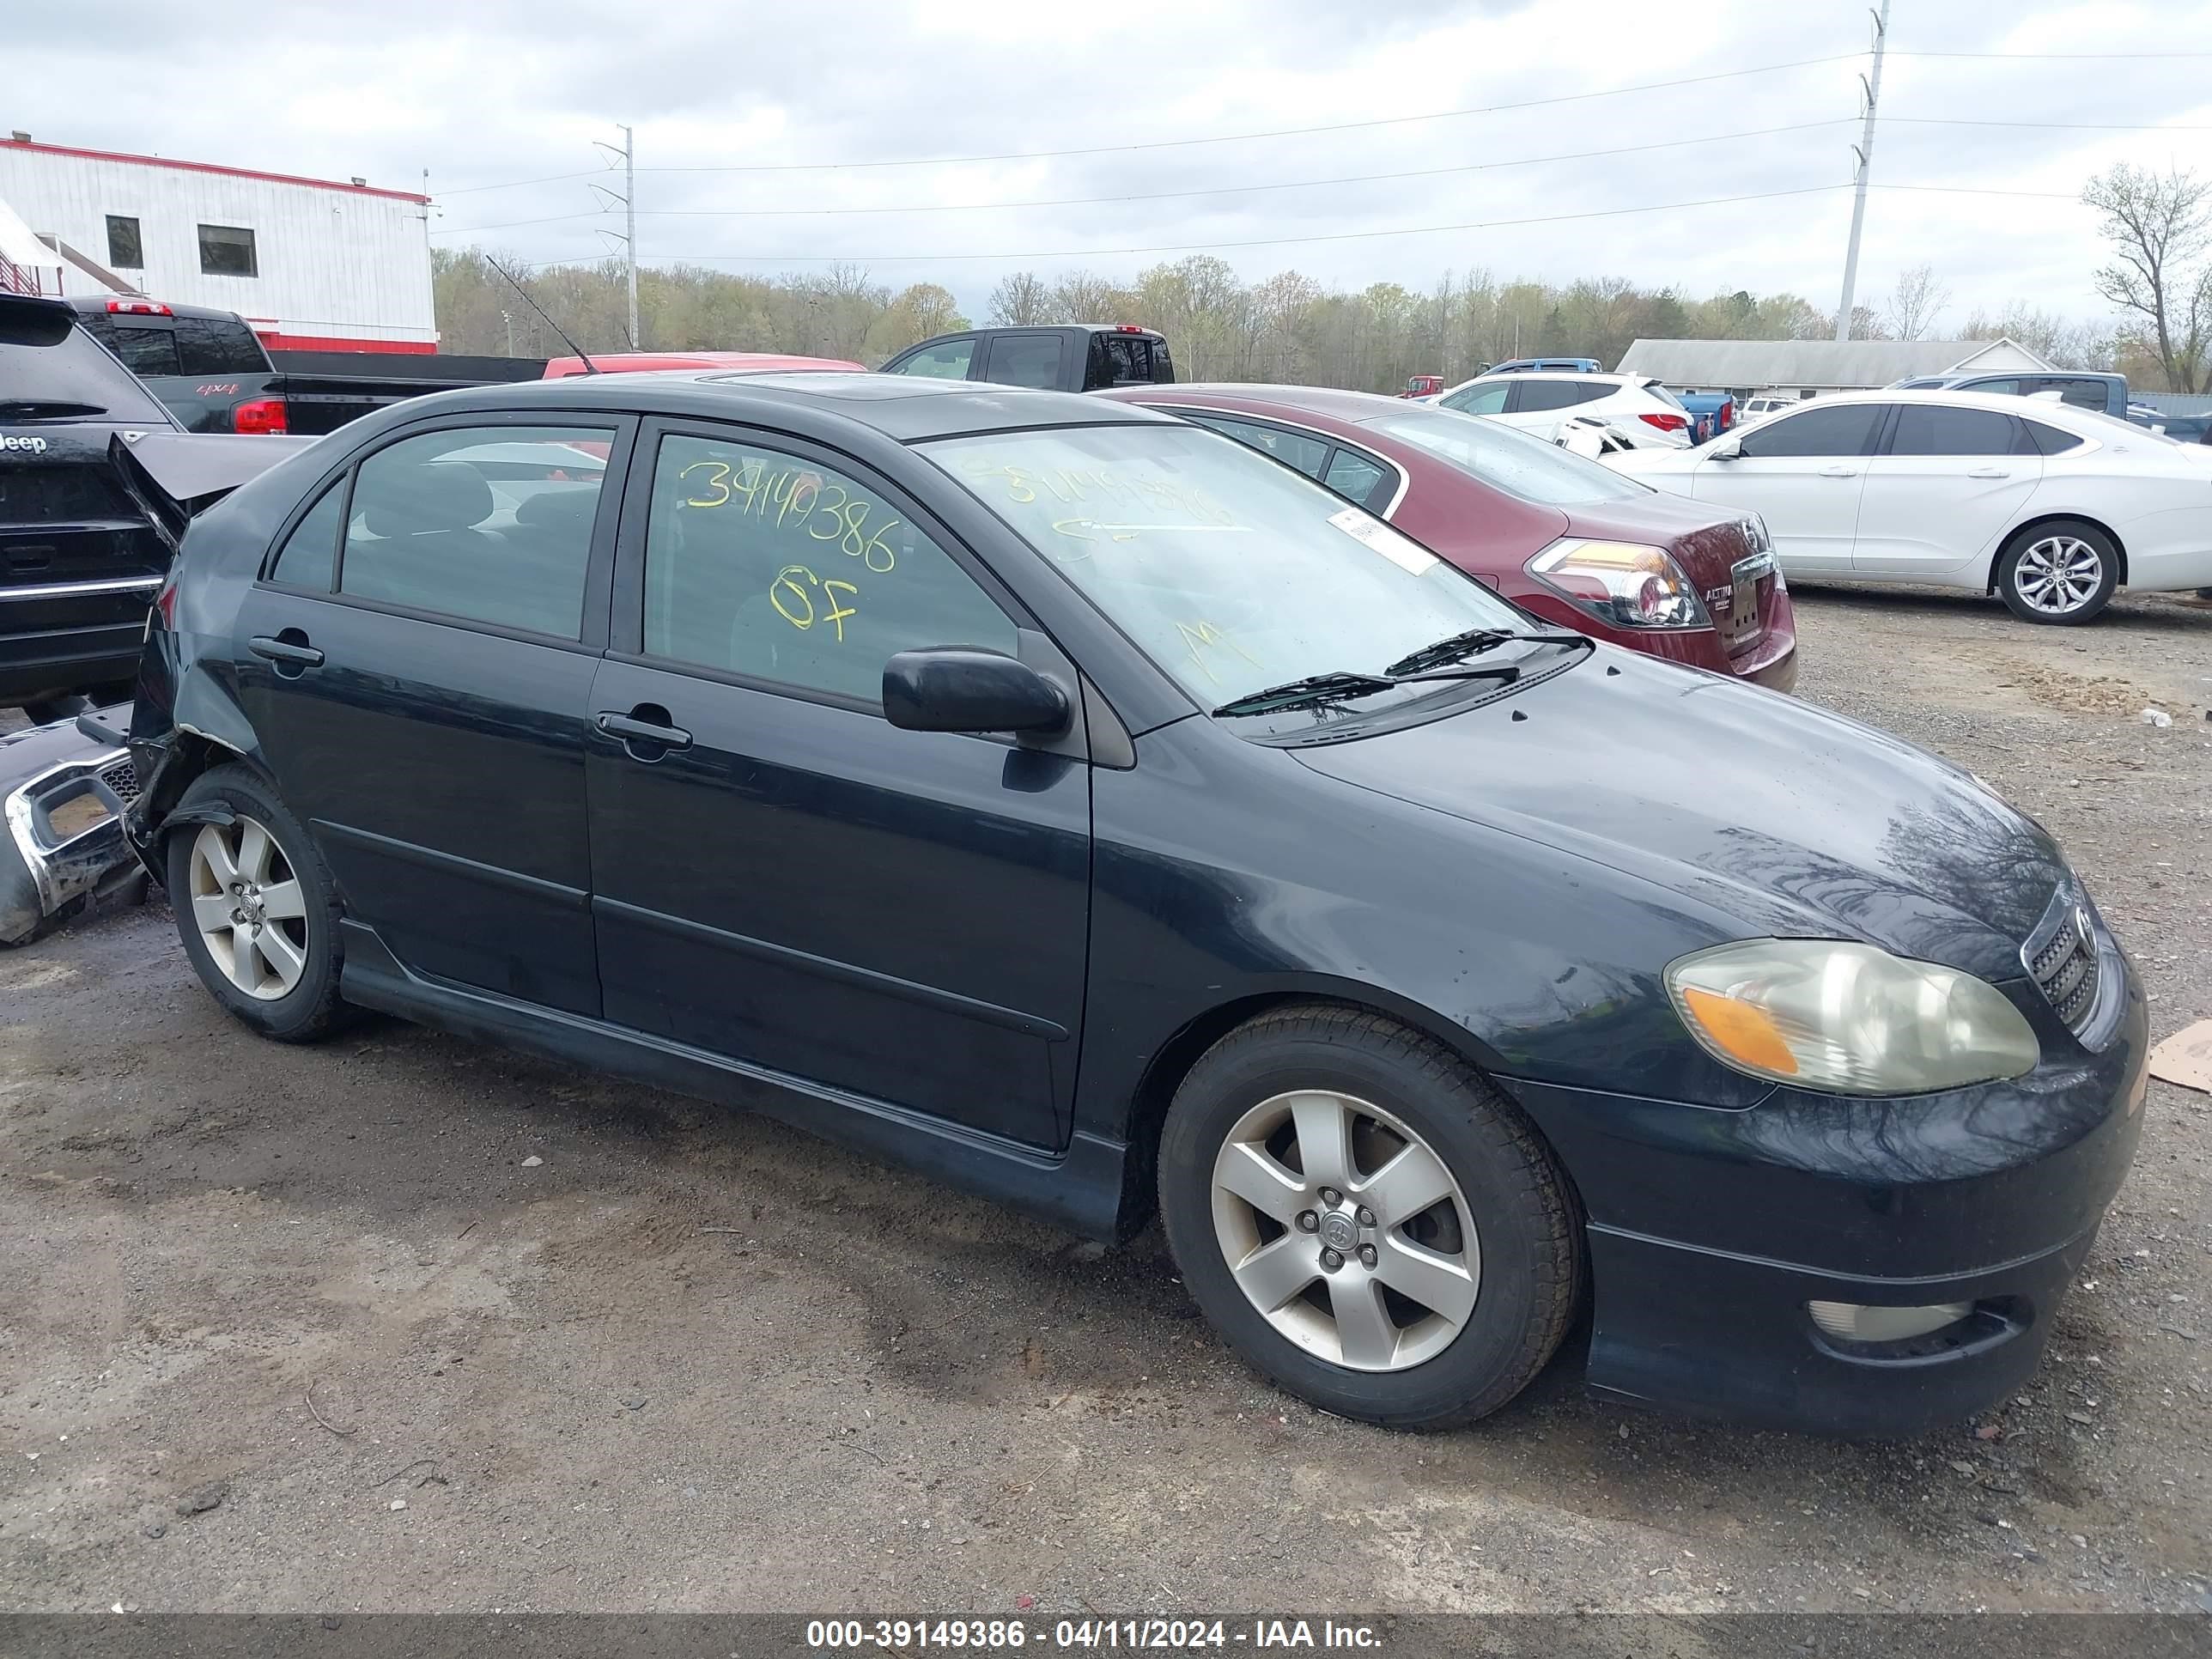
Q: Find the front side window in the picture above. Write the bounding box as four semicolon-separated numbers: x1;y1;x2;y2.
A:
641;433;1016;704
1441;382;1510;416
985;333;1065;389
106;216;143;270
1736;403;1887;459
1887;404;2021;458
924;423;1524;710
1184;413;1329;477
340;424;611;637
1365;407;1647;506
889;338;975;379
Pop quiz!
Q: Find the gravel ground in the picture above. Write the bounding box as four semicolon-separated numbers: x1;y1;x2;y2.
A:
0;586;2208;1616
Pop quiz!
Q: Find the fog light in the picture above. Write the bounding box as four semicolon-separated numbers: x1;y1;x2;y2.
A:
1808;1300;1973;1343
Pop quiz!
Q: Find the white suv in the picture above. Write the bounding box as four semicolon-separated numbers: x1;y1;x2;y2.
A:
1435;371;1696;453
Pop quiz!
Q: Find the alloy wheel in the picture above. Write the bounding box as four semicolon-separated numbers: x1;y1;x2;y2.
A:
1210;1090;1480;1372
2013;535;2104;616
186;817;310;1000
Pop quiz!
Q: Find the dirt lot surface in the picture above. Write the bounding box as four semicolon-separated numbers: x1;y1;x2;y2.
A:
2;586;2209;1616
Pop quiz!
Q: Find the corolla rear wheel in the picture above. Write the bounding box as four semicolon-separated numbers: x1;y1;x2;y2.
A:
1996;521;2118;623
165;765;348;1042
1158;1005;1582;1430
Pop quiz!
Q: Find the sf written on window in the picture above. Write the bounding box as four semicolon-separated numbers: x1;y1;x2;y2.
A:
641;434;1016;705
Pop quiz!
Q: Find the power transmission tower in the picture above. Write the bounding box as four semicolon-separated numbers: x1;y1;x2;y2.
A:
592;125;639;349
1834;0;1893;343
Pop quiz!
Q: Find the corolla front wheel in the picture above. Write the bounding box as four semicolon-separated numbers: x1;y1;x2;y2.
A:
165;766;348;1042
1996;520;2118;623
1158;1005;1583;1430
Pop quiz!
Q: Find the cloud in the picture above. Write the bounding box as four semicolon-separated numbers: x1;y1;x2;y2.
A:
9;0;2212;327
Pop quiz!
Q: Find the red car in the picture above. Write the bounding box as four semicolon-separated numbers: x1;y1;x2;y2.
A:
541;350;863;379
1101;384;1796;690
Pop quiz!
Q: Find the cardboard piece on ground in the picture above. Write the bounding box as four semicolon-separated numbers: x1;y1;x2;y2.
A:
2148;1018;2212;1093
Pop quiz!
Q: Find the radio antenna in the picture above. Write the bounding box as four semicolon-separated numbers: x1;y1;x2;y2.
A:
483;256;599;373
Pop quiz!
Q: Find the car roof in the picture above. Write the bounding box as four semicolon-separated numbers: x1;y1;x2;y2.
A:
543;350;866;378
1765;386;2100;425
380;369;1177;443
1469;369;1643;386
1103;382;1410;426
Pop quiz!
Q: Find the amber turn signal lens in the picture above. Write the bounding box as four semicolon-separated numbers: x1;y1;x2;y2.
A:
1678;986;1800;1077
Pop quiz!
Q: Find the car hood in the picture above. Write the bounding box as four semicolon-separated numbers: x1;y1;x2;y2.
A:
1291;648;2065;981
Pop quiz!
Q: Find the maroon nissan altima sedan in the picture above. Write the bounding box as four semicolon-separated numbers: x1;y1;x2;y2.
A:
1101;384;1797;690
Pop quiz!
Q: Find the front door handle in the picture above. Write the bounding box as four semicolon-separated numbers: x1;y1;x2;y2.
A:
1967;467;2012;479
248;634;324;670
1817;465;1859;478
596;708;693;754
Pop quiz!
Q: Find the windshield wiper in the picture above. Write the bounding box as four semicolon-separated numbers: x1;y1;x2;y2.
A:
0;399;106;421
1212;672;1401;718
1383;626;1590;678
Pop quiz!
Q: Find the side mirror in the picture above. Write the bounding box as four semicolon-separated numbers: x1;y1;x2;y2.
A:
883;647;1070;736
1710;437;1743;460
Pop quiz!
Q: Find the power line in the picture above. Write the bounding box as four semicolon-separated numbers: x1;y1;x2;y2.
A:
519;184;1852;265
430;118;1852;237
428;52;1862;198
440;168;602;198
1884;115;2212;131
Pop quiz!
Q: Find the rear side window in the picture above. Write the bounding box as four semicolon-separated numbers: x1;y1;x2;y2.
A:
1184;414;1329;477
0;300;171;424
174;316;270;375
985;333;1065;390
1321;447;1394;510
640;433;1016;704
1511;380;1598;412
888;338;975;379
2038;377;2111;410
1737;404;1886;459
339;424;611;638
1887;404;2021;457
1959;378;2021;396
268;482;343;589
2023;419;2086;456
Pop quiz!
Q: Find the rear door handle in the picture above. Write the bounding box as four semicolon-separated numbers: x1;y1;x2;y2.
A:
596;710;693;751
1817;465;1859;478
1967;467;2011;479
247;635;324;668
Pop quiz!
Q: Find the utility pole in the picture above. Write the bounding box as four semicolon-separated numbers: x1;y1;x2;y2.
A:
592;125;639;349
1834;0;1893;343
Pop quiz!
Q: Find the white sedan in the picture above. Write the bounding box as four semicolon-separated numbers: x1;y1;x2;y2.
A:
1602;388;2212;623
1435;371;1696;453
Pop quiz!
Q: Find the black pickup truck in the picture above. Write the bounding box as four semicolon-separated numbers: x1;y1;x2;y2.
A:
65;295;542;436
878;323;1174;391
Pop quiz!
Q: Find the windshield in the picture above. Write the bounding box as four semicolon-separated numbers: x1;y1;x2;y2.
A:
921;422;1528;710
0;301;172;424
1363;405;1650;506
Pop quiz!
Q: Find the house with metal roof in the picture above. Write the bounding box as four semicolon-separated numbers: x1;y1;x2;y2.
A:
1616;337;2054;400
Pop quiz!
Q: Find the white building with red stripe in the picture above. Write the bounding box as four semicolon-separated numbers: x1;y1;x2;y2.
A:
0;134;435;353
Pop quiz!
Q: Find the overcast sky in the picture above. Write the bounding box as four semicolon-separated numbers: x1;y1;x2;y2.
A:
14;0;2212;329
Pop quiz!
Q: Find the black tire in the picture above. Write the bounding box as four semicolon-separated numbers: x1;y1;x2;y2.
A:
164;764;349;1042
1158;1004;1583;1431
1994;520;2118;624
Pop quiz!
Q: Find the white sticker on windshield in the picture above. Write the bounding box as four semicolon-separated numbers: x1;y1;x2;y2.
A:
1328;506;1437;574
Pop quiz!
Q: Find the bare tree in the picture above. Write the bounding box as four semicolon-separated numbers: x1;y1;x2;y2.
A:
1883;264;1950;340
987;270;1052;325
2082;163;2212;391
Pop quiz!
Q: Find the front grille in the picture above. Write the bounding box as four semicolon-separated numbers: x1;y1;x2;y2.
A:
98;757;139;804
2026;895;2101;1036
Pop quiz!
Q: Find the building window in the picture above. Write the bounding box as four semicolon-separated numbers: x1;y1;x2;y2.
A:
106;215;143;270
197;223;258;278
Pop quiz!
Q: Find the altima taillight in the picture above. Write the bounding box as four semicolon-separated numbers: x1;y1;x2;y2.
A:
1639;412;1690;434
1527;539;1709;629
232;398;289;434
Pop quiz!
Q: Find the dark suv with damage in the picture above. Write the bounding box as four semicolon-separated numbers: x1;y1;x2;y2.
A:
0;293;180;720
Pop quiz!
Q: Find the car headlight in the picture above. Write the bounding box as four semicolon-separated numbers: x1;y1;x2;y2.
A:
1527;538;1709;629
1665;939;2039;1095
